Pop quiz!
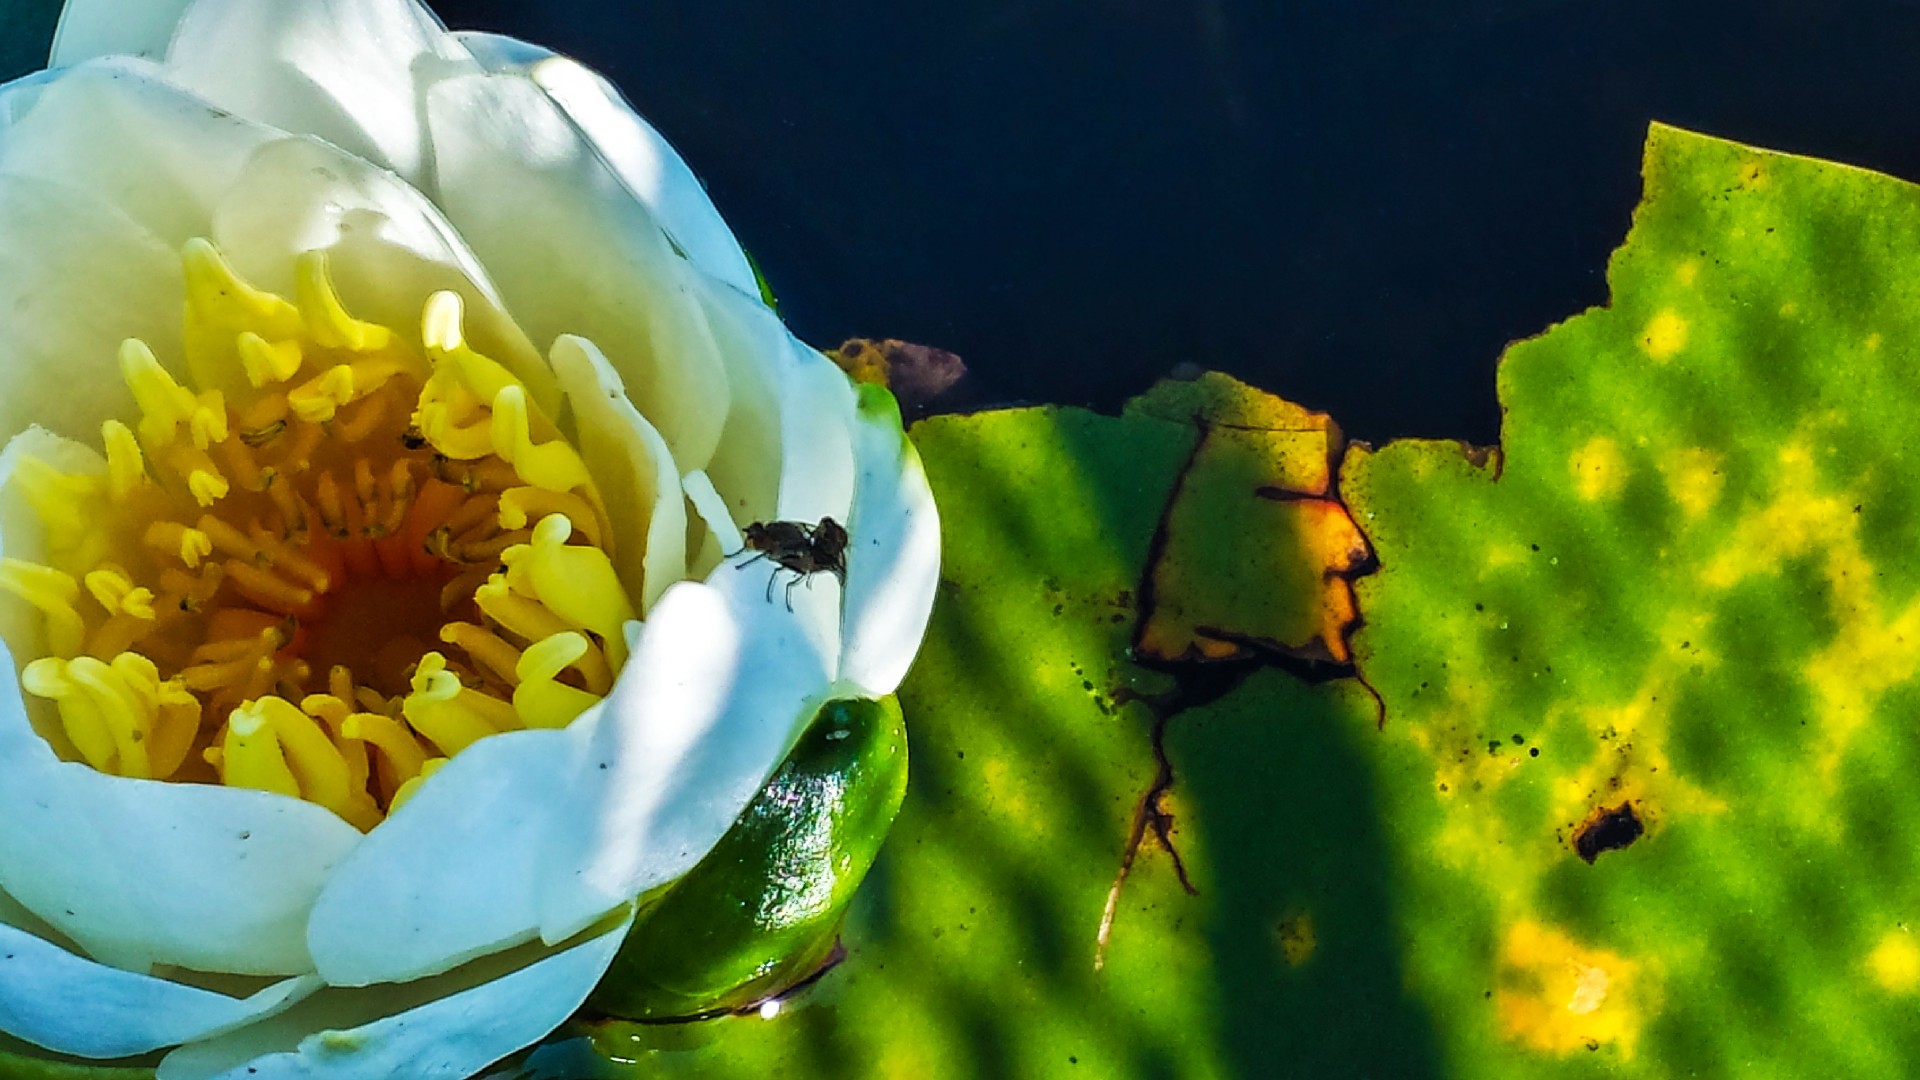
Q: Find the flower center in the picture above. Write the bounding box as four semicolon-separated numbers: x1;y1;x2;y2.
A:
0;240;635;829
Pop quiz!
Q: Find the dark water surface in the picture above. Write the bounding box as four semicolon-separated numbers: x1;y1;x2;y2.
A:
430;0;1920;444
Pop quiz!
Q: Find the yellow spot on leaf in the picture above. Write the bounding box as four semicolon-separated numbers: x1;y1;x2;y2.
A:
1868;930;1920;994
1569;437;1627;501
1275;912;1315;967
1675;260;1699;286
1496;921;1646;1057
1639;310;1688;361
1659;447;1723;519
1866;333;1883;352
1702;437;1907;783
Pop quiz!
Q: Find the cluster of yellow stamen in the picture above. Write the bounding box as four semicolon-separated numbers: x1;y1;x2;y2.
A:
0;240;636;829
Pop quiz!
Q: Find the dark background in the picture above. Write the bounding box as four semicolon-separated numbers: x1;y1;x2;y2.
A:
425;0;1920;444
16;1;1920;444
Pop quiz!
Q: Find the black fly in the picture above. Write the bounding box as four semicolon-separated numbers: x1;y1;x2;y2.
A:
732;517;849;610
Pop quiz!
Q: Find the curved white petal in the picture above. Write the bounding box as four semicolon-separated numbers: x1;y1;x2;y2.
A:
838;385;942;695
307;572;837;984
0;59;271;249
0;686;361;974
424;70;732;474
694;280;859;536
0;175;183;447
551;334;687;612
775;354;859;527
696;282;787;537
0;902;321;1060
452;31;758;298
49;0;193;66
209;134;555;410
163;0;472;186
157;913;629;1080
305;729;569;986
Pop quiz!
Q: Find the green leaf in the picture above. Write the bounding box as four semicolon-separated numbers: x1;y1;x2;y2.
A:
590;696;909;1020
1341;123;1920;1074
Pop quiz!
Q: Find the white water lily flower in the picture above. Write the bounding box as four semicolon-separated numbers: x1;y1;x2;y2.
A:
0;0;939;1075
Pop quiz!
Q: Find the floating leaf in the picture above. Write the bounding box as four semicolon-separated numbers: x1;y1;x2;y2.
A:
1342;123;1920;1075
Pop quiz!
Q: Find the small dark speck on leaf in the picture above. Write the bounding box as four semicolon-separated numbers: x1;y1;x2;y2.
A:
1511;734;1524;745
1530;747;1540;758
1487;740;1502;754
1574;802;1644;864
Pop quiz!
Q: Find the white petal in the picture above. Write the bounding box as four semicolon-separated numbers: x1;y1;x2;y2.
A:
690;281;859;536
0;59;272;249
425;70;732;474
452;31;758;298
446;30;547;73
696;282;787;537
157;913;630;1080
209;134;555;410
682;469;743;557
0;712;362;974
0;901;321;1060
50;0;193;65
303;730;568;986
775;344;860;526
550;334;687;612
163;0;473;185
838;386;942;695
307;574;837;983
0;176;183;447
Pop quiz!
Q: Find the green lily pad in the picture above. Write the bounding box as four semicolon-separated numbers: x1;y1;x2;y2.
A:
1341;123;1920;1075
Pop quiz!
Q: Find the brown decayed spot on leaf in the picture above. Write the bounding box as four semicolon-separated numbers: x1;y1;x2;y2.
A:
1572;802;1644;864
1131;372;1371;664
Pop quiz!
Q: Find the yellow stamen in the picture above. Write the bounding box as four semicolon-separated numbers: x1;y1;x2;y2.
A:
438;622;522;687
339;710;431;785
502;515;636;667
401;652;520;757
120;338;200;447
83;566;157;620
21;658;116;771
490;384;590;494
101;420;150;499
216;705;300;798
144;522;214;568
182;238;304;342
513;632;602;729
388;756;447;813
0;560;86;657
497;487;603;549
294;249;395;354
238;331;304;388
